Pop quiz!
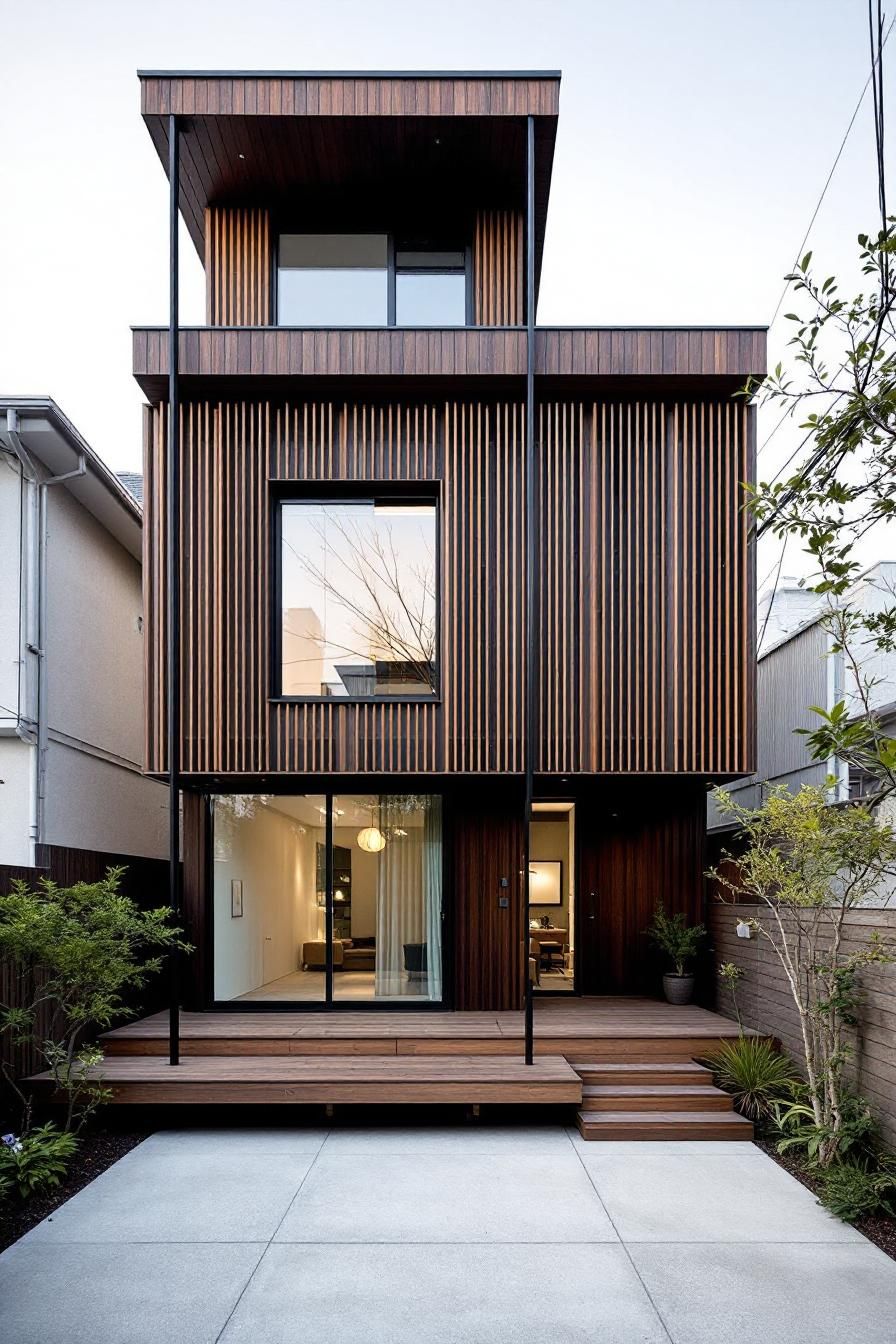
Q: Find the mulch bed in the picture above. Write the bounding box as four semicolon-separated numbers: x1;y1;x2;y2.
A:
0;1125;147;1254
754;1135;896;1262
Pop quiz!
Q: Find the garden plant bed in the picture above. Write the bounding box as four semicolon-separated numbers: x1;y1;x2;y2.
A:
0;1124;147;1254
754;1137;896;1263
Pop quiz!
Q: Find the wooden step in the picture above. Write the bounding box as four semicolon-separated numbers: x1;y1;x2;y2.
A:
28;1053;583;1107
580;1084;732;1112
575;1061;712;1086
576;1110;754;1140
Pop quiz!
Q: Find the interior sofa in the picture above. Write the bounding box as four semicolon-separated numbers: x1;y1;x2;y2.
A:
300;938;376;972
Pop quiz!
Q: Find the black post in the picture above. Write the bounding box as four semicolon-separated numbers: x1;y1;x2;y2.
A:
524;114;536;1066
167;113;182;1067
325;794;334;1005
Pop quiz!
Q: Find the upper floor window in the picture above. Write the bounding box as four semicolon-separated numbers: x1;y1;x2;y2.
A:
396;248;467;326
276;234;469;327
278;234;389;326
279;497;437;699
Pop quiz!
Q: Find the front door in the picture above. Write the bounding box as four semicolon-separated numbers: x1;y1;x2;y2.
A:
576;787;707;995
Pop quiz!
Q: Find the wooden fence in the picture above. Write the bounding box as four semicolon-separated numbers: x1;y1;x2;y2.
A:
1;845;172;1087
709;901;896;1148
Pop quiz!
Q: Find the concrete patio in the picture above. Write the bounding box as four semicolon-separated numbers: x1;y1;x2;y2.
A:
2;1126;896;1343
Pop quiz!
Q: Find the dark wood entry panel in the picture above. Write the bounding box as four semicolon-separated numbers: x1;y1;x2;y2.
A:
577;784;706;996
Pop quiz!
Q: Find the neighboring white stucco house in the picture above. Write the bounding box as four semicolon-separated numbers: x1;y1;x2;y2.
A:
0;397;168;867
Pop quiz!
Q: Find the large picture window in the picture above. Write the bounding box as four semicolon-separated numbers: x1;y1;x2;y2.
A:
279;497;438;699
212;793;443;1005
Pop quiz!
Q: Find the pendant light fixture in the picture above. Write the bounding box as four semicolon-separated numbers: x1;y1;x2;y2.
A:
357;825;386;853
357;800;386;853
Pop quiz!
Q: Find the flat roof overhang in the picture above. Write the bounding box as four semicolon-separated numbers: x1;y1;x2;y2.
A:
139;71;560;297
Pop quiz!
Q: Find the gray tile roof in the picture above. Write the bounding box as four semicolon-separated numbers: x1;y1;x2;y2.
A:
116;472;143;506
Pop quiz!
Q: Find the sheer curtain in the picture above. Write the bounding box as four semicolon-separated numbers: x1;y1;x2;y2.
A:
375;797;442;1000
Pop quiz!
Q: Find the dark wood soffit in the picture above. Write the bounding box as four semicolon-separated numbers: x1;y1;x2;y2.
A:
132;326;767;397
138;77;558;280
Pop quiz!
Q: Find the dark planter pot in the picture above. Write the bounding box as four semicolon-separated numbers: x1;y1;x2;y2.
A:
662;973;695;1005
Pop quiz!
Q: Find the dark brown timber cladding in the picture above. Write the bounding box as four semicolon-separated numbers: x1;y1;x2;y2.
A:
142;397;754;777
473;211;523;325
140;75;561;119
578;785;706;995
132;327;764;389
537;400;755;774
452;796;526;1010
205;207;272;325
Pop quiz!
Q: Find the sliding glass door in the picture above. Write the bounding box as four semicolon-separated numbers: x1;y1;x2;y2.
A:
212;792;443;1006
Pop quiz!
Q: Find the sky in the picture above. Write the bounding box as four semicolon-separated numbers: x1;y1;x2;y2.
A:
1;0;893;593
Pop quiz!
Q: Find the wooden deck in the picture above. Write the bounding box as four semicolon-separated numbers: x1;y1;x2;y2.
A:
29;998;757;1137
99;997;751;1059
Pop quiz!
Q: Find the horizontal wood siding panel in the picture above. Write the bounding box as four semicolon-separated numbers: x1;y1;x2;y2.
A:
474;210;524;326
538;400;755;774
134;328;527;379
142;76;560;118
535;328;766;379
134;327;764;383
710;902;896;1148
205;207;272;325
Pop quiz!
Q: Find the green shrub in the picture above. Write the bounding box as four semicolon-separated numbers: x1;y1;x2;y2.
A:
0;1124;78;1200
0;868;189;1132
819;1160;896;1222
772;1087;879;1164
704;1037;796;1121
645;904;706;975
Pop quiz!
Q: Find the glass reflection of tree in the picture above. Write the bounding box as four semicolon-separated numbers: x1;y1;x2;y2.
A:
283;513;436;691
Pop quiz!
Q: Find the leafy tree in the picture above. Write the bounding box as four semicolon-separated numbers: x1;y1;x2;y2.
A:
711;784;896;1166
745;222;896;798
0;868;189;1132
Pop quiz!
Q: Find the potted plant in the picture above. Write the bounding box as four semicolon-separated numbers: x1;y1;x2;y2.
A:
646;904;706;1004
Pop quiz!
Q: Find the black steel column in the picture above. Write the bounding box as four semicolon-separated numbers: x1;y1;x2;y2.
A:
325;794;334;1006
167;114;182;1066
524;114;536;1066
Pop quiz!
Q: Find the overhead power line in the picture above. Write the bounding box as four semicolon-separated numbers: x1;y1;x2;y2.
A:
767;12;895;333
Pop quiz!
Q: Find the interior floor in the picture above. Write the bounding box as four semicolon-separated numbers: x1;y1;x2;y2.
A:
235;968;436;1003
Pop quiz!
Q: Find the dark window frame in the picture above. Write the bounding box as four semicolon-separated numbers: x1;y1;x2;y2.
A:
207;787;450;1012
273;231;472;327
271;480;442;705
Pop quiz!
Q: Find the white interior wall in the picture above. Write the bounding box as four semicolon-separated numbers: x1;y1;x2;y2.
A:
213;801;321;999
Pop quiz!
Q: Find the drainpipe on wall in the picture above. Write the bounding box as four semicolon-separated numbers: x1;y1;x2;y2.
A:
827;628;850;802
4;408;85;852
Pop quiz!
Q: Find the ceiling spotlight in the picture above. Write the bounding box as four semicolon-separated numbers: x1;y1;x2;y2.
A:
238;152;246;160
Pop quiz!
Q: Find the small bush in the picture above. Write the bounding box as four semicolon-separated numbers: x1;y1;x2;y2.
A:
0;1124;78;1201
772;1088;879;1164
819;1161;896;1223
645;904;706;976
704;1037;796;1121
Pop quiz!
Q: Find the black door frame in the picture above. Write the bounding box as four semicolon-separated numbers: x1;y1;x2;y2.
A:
205;787;450;1012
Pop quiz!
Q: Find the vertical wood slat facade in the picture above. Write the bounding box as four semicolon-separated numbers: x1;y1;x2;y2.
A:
536;400;755;775
143;399;526;776
204;207;272;325
473;210;524;325
143;396;755;778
